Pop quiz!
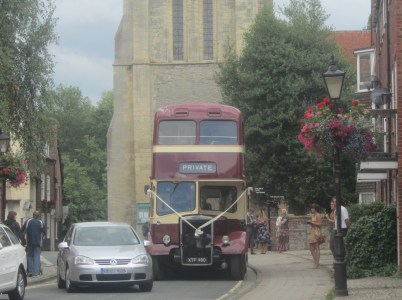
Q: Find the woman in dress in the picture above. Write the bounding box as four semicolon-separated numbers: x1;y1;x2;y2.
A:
307;203;323;268
277;208;289;252
256;209;270;254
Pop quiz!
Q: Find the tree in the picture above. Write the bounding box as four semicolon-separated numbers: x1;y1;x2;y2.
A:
51;86;93;156
51;87;113;223
216;0;357;212
62;155;106;227
0;0;58;174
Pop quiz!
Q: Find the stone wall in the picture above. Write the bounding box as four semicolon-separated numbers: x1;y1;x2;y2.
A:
268;215;331;251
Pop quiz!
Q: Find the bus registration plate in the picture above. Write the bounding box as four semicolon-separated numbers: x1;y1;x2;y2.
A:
186;257;208;263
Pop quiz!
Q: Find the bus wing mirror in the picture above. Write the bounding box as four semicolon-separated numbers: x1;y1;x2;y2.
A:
144;185;150;195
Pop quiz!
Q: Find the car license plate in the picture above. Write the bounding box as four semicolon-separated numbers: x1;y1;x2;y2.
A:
100;268;127;274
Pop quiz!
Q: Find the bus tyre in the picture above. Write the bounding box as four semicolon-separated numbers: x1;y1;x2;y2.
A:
152;257;165;281
230;255;246;280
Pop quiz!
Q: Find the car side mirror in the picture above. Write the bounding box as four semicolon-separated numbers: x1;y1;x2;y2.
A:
143;240;151;247
58;241;69;250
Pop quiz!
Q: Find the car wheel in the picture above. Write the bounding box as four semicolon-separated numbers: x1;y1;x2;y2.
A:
8;267;26;300
57;267;66;289
139;280;153;292
65;266;76;293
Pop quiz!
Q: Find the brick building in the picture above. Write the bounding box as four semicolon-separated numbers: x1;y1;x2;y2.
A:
348;0;402;269
370;0;402;270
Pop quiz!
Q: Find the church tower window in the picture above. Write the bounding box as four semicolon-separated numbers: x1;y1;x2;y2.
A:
173;0;184;60
203;0;213;60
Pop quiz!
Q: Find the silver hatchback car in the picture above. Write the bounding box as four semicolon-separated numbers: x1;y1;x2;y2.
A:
57;222;153;292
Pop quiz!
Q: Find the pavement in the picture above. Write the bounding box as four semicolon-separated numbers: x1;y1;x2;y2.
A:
31;250;402;299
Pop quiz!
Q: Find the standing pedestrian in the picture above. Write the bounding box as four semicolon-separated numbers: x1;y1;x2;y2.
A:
325;198;336;256
3;211;25;244
275;214;282;238
142;220;150;240
22;211;46;277
246;208;256;254
333;196;350;236
277;208;289;252
307;203;322;269
256;209;270;254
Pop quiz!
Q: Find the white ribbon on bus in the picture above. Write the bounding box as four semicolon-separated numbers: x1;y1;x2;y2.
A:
147;189;247;236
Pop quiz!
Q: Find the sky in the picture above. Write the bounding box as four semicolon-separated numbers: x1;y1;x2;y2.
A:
51;0;371;104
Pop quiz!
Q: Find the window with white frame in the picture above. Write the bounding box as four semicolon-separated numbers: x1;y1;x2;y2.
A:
41;174;45;201
44;143;50;157
46;175;51;201
354;48;374;92
359;193;375;204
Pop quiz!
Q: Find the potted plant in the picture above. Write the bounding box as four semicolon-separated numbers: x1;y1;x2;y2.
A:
0;152;28;187
298;98;377;158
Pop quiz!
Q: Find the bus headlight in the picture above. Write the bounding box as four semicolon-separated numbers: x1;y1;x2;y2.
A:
162;235;171;246
222;235;230;246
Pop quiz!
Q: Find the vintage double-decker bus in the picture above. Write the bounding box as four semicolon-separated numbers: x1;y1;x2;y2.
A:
145;103;249;280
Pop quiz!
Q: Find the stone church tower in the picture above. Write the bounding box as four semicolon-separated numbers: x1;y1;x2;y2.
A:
107;0;272;229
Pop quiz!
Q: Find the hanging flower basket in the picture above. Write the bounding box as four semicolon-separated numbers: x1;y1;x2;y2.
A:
298;98;377;159
0;152;28;187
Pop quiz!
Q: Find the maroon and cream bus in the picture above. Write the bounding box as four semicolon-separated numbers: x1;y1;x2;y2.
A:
145;103;249;280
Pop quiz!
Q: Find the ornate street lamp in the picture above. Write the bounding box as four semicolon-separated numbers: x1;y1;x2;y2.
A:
0;130;10;222
322;57;348;296
323;55;345;100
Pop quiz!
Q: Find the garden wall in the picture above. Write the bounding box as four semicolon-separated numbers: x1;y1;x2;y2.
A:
268;215;331;251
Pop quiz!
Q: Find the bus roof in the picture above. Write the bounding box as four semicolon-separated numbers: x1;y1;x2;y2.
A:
155;103;242;121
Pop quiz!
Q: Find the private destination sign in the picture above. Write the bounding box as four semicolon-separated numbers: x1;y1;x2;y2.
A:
179;162;217;174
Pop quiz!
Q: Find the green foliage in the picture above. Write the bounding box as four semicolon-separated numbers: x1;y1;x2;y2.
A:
348;201;386;223
0;0;58;175
346;202;398;278
62;155;106;227
51;86;93;156
216;0;358;212
51;87;113;223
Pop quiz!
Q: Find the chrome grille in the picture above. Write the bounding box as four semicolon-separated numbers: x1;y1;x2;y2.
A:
94;259;131;265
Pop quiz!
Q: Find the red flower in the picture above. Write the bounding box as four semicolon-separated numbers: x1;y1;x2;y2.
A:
0;152;28;187
298;96;376;158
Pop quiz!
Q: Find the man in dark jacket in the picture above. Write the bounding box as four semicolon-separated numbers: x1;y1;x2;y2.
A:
4;211;25;244
142;220;150;240
246;208;256;254
22;211;46;277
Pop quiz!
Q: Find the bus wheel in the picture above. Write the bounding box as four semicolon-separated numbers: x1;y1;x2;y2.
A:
152;257;165;281
230;255;246;280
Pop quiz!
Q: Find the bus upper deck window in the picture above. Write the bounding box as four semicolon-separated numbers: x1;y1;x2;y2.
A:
158;121;196;145
200;121;238;145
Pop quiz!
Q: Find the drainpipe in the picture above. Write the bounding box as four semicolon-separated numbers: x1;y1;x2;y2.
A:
386;0;392;203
